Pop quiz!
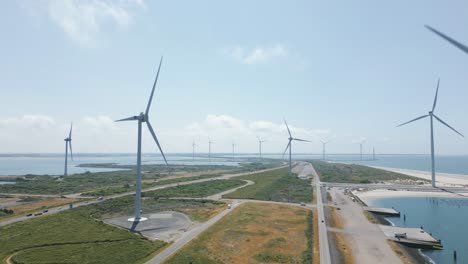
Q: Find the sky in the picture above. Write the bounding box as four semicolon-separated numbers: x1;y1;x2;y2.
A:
1;0;468;155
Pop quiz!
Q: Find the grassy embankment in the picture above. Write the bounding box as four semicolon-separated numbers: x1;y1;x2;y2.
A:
0;210;166;264
0;197;79;221
310;161;425;183
0;161;282;196
165;203;313;264
0;178;247;263
223;167;313;203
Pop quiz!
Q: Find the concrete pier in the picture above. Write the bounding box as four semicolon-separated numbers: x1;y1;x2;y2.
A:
379;225;442;248
364;207;400;216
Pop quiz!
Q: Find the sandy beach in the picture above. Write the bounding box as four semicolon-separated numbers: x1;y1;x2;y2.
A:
371;166;468;186
355;189;465;206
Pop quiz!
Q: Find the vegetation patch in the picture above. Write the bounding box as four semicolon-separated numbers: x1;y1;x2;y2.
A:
223;168;312;203
164;203;310;264
0;210;166;264
310;161;422;183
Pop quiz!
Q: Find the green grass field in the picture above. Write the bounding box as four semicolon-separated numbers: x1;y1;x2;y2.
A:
0;210;166;264
310;160;424;183
223;167;313;203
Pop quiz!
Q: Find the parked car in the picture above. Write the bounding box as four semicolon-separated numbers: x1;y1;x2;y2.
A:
34;213;42;216
43;209;48;213
300;202;306;206
26;213;33;217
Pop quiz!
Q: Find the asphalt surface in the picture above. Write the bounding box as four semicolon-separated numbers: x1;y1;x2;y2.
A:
310;163;332;264
0;164;288;227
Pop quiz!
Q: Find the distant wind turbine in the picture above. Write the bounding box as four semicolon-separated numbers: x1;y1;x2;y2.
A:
373;147;376;161
320;139;329;161
257;136;266;160
208;138;214;161
192;139;197;160
425;25;468;55
397;79;464;187
283;119;310;176
63;123;73;176
232;142;236;160
354;139;366;161
116;57;168;222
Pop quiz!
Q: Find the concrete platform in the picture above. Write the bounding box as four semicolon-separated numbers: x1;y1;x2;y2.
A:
104;211;192;242
379;225;441;248
364;207;400;216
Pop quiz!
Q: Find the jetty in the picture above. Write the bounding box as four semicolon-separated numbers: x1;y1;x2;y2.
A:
363;207;400;216
379;225;442;248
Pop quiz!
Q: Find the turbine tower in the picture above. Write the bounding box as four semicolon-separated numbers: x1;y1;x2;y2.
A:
397;79;464;187
232;142;236;160
63;123;73;176
355;139;366;161
116;57;168;222
257;136;266;160
208;138;214;161
425;25;468;55
373;147;376;161
320;139;329;160
282;119;310;176
192;139;197;160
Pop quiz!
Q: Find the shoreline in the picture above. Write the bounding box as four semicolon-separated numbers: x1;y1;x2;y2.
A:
370;166;468;186
355;189;466;206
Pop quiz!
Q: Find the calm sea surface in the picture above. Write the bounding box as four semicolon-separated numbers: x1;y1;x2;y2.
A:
1;153;468;176
371;197;468;264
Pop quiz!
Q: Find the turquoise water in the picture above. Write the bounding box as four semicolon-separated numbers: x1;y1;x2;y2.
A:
371;196;468;264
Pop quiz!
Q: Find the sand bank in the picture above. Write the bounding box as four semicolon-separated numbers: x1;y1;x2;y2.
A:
371;166;468;186
355;189;464;206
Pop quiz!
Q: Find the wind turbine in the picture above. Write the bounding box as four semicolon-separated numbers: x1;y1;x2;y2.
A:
372;147;376;161
257;136;266;160
63;123;73;176
116;57;168;222
283;119;310;176
425;25;468;55
192;139;198;160
208;138;214;161
397;79;464;187
355;139;366;161
320;139;329;160
232;142;236;160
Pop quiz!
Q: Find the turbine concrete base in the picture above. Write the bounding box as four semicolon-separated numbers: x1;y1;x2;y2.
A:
128;217;148;222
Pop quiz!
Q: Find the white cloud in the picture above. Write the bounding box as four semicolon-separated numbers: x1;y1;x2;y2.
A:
0;115;55;129
223;44;288;64
161;114;330;152
45;0;143;46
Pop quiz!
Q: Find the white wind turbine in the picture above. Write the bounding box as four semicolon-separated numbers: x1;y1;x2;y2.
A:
116;57;168;222
232;142;236;160
192;139;198;160
320;139;329;161
283;119;310;176
63;123;73;176
208;138;214;161
397;79;464;187
425;25;468;55
257;136;266;160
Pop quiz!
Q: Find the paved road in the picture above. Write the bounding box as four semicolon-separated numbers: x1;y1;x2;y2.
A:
0;165;288;227
310;163;332;264
146;200;246;264
328;187;402;264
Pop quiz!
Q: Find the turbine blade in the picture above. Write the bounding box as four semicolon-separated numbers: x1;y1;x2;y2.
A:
284;119;292;137
146;57;163;116
115;116;138;122
396;115;429;127
432;79;440;112
425;25;468;55
69;141;73;161
282;141;291;158
293;138;311;142
433;114;465;138
146;121;168;164
69;123;73;139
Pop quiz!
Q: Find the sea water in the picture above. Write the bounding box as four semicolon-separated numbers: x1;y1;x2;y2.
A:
0;153;241;176
371;196;468;264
